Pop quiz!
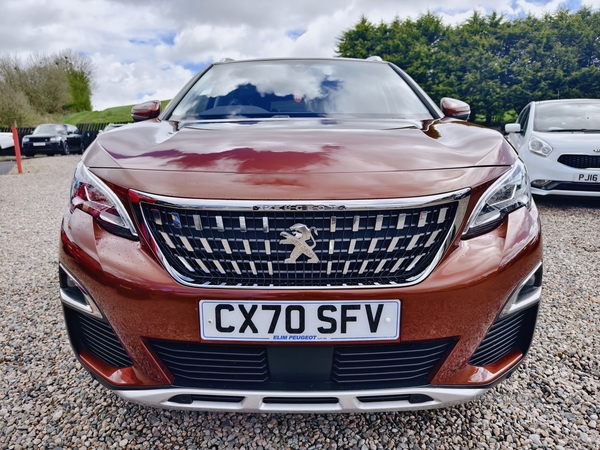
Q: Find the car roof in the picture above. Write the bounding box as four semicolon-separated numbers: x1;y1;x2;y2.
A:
212;57;388;66
534;98;600;106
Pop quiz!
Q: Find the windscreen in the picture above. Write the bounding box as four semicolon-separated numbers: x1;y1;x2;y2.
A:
169;60;433;121
534;101;600;132
34;124;66;134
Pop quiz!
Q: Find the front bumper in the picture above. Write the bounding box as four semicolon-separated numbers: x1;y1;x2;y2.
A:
59;200;543;412
114;385;493;413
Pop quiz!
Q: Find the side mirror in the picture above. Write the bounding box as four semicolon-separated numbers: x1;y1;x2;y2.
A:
131;100;161;122
504;123;521;134
440;97;471;121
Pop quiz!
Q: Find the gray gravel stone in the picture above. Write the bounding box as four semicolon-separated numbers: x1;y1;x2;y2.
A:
1;155;599;449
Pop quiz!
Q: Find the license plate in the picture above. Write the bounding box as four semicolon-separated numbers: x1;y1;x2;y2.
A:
33;142;46;146
199;300;400;342
573;173;599;183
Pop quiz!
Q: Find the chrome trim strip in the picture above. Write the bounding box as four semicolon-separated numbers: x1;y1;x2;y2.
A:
348;239;356;254
367;238;378;254
180;236;194;252
195;259;210;273
132;189;470;212
178;256;195;272
396;213;406;229
115;386;490;413
221;239;232;254
58;264;103;319
213;261;225;274
374;259;388;274
151;209;162;225
193;215;203;231
135;189;471;290
200;238;212;253
390;258;405;273
499;262;543;318
160;232;176;249
243;240;252;255
215;216;224;232
387;237;400;252
424;230;441;248
438;207;448;223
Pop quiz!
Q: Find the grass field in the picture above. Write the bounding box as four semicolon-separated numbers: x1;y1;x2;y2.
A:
62;100;171;125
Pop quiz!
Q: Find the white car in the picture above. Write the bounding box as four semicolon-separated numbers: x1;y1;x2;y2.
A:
0;132;14;150
505;99;600;197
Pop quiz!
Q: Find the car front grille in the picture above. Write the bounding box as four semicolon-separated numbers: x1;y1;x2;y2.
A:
134;191;469;288
558;154;600;169
148;339;454;390
64;307;133;368
468;305;538;367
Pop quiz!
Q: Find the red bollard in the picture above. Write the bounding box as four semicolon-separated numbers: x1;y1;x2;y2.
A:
11;126;23;174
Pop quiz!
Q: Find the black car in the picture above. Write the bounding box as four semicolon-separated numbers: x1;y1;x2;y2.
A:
22;124;84;156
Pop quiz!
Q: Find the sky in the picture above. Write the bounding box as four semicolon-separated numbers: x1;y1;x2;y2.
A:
0;0;597;111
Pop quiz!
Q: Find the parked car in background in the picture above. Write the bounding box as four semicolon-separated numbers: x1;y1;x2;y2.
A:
0;132;14;155
506;99;600;197
98;123;127;134
66;124;85;153
59;57;542;413
22;123;84;156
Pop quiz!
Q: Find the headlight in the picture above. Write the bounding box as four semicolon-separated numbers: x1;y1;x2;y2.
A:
22;137;29;143
50;137;60;142
70;161;138;240
528;137;553;156
463;159;531;239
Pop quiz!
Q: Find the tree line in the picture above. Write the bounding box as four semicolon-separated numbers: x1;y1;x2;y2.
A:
337;8;600;125
0;49;96;127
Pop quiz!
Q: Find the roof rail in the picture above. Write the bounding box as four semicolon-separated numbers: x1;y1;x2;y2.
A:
366;56;383;62
218;58;235;63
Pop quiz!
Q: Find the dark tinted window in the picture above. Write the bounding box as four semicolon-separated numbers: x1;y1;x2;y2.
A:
517;105;530;133
169;60;433;120
534;101;600;131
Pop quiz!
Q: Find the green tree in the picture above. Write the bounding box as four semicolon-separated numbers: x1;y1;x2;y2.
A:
337;8;600;126
54;49;96;112
0;49;96;126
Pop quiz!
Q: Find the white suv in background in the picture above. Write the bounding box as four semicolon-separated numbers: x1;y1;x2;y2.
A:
506;99;600;197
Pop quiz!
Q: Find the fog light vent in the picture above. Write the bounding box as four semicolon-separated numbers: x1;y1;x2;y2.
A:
531;180;552;188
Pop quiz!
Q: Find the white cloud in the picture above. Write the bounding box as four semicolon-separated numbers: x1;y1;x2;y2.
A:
0;0;591;110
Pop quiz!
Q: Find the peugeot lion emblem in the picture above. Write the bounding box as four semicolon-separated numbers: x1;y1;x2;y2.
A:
280;223;319;263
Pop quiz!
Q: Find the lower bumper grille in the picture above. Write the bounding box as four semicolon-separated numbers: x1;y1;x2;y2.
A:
149;339;454;391
558;154;600;169
64;307;133;368
538;182;600;193
469;305;538;367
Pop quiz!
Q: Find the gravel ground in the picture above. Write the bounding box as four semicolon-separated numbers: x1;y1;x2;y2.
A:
0;155;598;449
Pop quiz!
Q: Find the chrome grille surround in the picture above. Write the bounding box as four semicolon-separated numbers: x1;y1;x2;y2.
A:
132;189;470;289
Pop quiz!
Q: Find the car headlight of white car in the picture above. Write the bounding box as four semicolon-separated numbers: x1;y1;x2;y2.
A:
528;136;553;156
463;159;532;238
